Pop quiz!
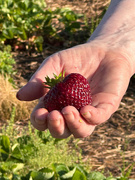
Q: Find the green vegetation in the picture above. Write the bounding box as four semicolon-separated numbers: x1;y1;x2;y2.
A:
0;44;16;84
0;0;87;53
0;108;134;179
0;110;83;179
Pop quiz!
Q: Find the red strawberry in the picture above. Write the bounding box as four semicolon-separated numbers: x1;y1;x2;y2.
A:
43;72;92;112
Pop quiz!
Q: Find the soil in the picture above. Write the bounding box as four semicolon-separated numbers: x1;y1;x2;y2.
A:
4;0;135;178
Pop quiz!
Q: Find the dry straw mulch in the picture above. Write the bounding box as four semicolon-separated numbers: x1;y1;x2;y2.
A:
0;75;36;125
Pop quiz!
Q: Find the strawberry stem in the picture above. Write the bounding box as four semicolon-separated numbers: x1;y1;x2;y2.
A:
44;71;65;89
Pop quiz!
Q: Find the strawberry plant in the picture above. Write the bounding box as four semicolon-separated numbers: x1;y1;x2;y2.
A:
0;161;133;179
0;0;47;52
0;121;134;179
0;161;24;179
0;47;15;76
0;135;31;163
0;0;46;40
0;0;86;53
0;44;16;84
58;8;83;33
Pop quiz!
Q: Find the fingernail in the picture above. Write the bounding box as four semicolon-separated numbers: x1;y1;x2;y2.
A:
62;111;75;122
16;86;25;100
35;118;45;125
82;112;91;119
16;92;21;100
49;118;60;127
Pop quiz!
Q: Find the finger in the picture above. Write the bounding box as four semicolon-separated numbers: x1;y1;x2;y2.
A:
62;106;96;138
47;110;71;138
30;100;49;131
80;93;121;125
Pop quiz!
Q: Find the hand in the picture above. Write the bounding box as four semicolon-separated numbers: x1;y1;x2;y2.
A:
16;42;132;138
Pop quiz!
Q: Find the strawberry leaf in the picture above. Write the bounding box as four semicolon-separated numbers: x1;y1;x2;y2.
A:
44;71;65;89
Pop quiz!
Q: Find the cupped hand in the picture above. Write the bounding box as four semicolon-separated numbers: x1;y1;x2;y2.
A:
16;42;132;138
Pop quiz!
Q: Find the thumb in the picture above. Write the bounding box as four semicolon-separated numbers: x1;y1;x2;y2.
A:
16;52;63;101
16;78;46;101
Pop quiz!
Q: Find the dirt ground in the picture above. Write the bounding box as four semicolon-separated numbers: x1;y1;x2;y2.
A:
9;0;135;178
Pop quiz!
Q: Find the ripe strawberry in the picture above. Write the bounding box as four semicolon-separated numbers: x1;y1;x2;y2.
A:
43;72;92;112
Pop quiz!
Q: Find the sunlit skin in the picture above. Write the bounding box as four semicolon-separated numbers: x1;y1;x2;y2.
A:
17;0;135;138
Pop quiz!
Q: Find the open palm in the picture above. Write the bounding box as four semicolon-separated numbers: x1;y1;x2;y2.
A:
17;42;131;138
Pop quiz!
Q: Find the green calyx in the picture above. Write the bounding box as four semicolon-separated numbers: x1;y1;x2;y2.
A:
44;71;65;89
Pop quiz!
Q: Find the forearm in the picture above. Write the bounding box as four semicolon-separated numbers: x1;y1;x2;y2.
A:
89;0;135;38
88;0;135;74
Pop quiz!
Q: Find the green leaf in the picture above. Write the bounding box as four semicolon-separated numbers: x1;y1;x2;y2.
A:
75;165;87;175
39;167;54;179
11;143;19;152
11;145;23;160
70;22;81;29
12;174;22;180
30;172;43;180
30;170;54;180
106;177;117;180
0;162;10;173
2;28;14;39
34;36;43;52
0;148;9;155
17;0;29;11
87;171;106;180
61;167;76;179
44;72;65;89
72;169;87;180
0;146;9;160
116;178;128;180
12;163;24;173
54;138;65;144
18;27;27;40
52;163;69;176
0;162;24;174
43;14;53;26
1;135;10;153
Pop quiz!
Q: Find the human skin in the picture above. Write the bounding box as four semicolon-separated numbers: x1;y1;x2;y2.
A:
17;0;135;138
